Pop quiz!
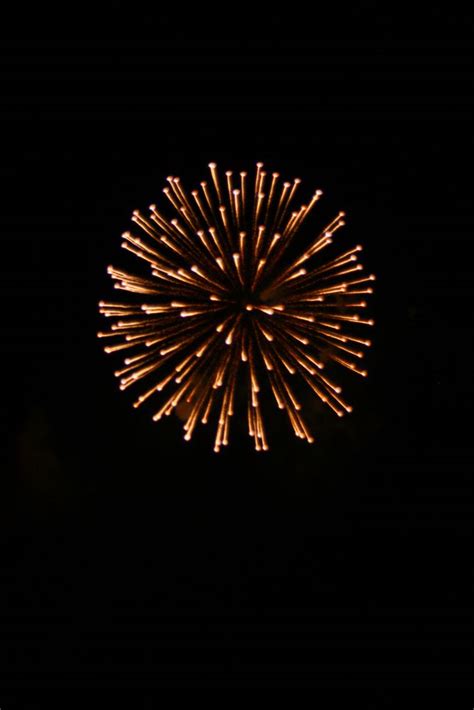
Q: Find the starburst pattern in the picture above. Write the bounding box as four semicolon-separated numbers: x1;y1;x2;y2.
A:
98;162;375;452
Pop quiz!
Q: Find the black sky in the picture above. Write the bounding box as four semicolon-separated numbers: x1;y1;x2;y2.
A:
0;7;473;701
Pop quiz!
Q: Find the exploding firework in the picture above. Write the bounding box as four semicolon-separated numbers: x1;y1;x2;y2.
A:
98;162;375;452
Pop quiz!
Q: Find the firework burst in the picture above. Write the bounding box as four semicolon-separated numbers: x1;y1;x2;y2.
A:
98;162;375;452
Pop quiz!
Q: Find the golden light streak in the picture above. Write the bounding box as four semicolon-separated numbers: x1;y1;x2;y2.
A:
99;162;375;452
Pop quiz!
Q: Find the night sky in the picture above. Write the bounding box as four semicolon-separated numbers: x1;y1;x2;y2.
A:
0;8;473;702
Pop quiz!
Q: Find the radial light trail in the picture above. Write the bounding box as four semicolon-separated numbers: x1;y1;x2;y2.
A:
99;163;375;452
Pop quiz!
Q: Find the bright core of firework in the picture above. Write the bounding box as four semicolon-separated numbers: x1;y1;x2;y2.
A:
98;162;375;452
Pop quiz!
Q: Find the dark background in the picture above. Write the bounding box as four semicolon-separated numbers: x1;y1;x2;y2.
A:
0;6;473;702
